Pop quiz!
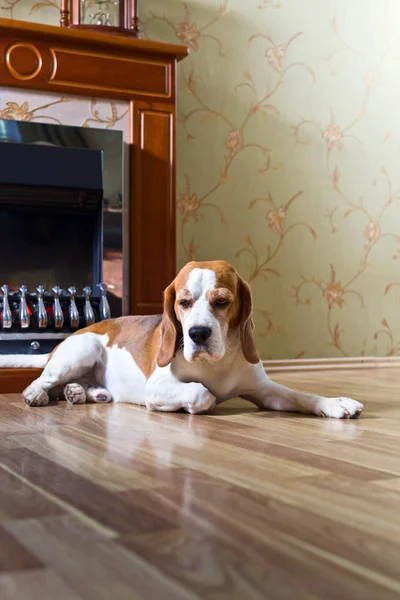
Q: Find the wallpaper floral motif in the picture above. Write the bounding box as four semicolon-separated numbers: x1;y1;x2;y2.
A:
0;91;129;133
2;0;400;359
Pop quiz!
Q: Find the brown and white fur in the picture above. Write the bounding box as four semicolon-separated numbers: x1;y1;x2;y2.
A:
0;261;363;418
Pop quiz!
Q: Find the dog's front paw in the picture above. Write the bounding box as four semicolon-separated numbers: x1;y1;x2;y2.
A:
145;382;216;414
23;384;49;407
146;391;183;412
316;397;363;419
183;384;216;415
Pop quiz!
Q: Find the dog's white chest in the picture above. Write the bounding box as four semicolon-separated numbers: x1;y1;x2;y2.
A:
104;345;147;404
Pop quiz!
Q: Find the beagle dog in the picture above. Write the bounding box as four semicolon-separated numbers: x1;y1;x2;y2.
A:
2;261;363;418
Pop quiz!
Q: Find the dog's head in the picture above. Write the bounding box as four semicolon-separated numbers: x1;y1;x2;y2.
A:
157;260;259;367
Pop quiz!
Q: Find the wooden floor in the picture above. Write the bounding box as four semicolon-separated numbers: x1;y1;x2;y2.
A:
0;368;400;599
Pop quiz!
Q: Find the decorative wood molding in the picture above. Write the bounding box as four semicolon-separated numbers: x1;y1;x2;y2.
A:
0;20;186;101
5;42;43;81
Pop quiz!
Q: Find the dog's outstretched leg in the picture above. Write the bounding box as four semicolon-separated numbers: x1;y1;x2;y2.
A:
240;363;363;419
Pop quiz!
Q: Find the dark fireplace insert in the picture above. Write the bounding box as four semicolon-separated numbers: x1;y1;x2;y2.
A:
0;119;125;355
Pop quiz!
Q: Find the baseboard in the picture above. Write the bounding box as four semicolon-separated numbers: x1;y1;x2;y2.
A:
0;368;42;394
263;356;400;372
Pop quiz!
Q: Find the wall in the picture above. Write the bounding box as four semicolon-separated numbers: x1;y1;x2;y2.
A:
2;0;400;359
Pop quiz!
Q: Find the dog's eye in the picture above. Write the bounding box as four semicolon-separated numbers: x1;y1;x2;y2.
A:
214;299;229;308
179;300;191;309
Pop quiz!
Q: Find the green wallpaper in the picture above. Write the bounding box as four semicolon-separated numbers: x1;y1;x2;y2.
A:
2;0;400;359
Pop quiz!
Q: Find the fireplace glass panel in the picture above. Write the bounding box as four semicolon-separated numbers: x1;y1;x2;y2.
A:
1;207;99;291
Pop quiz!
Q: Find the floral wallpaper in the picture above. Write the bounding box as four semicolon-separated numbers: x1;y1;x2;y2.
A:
2;0;400;359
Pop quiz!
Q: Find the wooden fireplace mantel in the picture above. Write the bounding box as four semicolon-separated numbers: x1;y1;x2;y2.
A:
0;18;188;392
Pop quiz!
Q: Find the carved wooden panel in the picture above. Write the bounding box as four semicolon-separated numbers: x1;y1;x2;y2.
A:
49;48;171;98
130;101;175;314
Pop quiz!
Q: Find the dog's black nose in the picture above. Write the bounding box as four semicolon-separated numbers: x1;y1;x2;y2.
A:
189;326;212;345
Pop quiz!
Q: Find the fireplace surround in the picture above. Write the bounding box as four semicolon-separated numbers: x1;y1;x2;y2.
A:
0;18;188;391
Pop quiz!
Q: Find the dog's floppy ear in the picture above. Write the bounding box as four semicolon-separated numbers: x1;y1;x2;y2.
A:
238;275;260;364
157;281;179;367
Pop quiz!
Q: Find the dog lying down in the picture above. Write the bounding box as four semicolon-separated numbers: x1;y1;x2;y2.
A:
1;261;363;418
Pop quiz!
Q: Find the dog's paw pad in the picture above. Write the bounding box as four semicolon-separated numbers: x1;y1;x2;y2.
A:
64;383;86;404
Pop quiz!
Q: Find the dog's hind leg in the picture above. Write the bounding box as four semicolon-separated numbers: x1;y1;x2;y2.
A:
86;386;112;403
64;382;87;405
23;333;105;407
